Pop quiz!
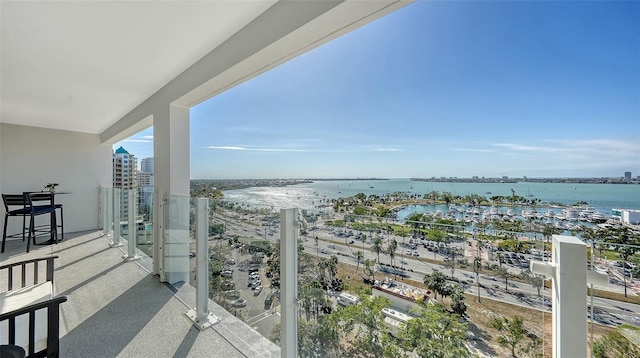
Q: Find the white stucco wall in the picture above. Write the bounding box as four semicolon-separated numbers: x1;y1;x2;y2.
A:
0;123;112;236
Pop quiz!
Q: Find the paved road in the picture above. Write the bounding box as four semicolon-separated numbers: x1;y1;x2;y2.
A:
302;237;640;327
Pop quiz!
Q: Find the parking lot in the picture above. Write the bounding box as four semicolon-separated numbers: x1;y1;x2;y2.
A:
220;247;281;339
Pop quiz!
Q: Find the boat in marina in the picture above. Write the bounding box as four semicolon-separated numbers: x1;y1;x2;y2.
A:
589;212;607;223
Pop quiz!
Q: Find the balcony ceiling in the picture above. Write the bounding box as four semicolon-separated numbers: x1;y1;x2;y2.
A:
1;1;411;138
0;1;277;134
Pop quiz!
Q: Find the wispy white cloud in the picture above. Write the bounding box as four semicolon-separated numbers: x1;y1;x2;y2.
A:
375;148;403;152
208;146;309;152
492;143;559;153
453;148;496;153
141;135;154;139
208;146;247;150
123;139;152;143
489;139;640;169
494;139;640;157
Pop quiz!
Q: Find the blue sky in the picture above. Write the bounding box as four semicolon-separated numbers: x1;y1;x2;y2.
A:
116;1;640;179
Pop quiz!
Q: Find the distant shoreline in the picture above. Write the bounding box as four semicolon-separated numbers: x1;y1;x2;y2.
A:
192;177;638;191
410;178;639;185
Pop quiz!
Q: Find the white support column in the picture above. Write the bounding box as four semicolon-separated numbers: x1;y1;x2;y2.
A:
123;189;141;262
153;104;190;281
530;235;587;358
280;208;298;358
110;188;123;248
186;198;219;329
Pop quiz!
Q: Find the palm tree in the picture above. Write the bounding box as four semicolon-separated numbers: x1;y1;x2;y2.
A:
386;239;398;266
473;256;482;302
620;246;634;297
363;258;376;282
424;271;446;301
327;255;338;284
496;267;510;291
371;236;383;263
355;250;364;273
542;223;558;243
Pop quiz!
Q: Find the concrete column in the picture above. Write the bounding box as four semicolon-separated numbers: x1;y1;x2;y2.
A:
152;104;190;282
280;208;299;358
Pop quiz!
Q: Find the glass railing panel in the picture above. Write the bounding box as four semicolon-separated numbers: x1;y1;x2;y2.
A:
204;201;281;342
119;188;133;244
216;191;633;356
134;187;153;257
112;188;122;245
162;194;192;287
294;206;551;357
588;241;640;357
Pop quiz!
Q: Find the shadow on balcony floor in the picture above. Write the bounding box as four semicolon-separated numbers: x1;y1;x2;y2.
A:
1;231;279;358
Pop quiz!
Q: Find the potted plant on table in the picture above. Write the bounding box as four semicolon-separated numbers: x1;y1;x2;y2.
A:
44;183;59;193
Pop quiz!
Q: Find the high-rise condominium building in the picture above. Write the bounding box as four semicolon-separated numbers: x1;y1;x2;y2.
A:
138;157;154;220
141;157;154;174
113;146;137;219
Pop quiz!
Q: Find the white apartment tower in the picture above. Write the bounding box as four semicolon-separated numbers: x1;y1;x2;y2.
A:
113;146;137;219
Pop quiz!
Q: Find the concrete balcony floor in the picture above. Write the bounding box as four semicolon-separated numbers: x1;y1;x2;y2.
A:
1;231;279;358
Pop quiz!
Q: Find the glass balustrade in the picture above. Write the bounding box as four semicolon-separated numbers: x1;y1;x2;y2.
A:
99;187;152;268
290;206;551;357
196;202;283;341
95;185;634;356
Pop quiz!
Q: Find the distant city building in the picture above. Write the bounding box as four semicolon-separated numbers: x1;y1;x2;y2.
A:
113;146;137;190
141;157;154;174
137;171;153;187
502;176;508;180
138;157;154;220
624;171;631;180
612;209;640;225
472;176;479;179
113;146;137;220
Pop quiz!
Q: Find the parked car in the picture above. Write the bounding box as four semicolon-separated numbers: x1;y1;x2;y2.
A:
225;290;240;299
221;270;233;277
253;285;263;295
264;293;275;309
249;272;260;279
231;299;246;308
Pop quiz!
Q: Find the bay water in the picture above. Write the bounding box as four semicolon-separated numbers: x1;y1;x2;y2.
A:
223;178;639;220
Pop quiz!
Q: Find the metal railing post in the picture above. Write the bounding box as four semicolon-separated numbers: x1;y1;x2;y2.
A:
110;189;123;248
186;197;218;330
280;208;299;358
123;190;141;261
102;188;112;239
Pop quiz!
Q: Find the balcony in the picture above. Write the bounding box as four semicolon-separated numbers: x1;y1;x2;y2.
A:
2;1;634;356
1;229;279;357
